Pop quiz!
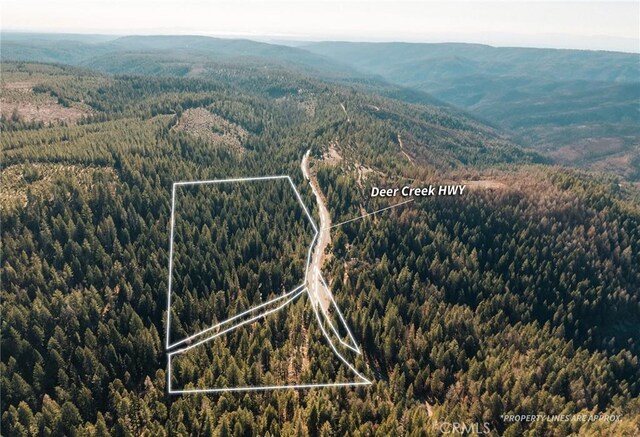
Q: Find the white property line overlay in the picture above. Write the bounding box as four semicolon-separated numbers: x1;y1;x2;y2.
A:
170;381;370;394
166;183;177;350
308;288;371;385
314;267;360;354
328;198;415;229
169;287;370;394
170;284;306;349
166;174;370;393
166;175;318;351
169;288;305;356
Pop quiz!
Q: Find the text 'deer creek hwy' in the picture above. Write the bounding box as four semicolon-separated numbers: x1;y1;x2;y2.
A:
370;185;466;198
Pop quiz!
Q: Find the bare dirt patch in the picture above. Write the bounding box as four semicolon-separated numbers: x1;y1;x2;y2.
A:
463;180;508;190
355;165;377;188
323;141;343;165
1;82;89;125
1;100;88;125
172;108;247;152
4;81;35;92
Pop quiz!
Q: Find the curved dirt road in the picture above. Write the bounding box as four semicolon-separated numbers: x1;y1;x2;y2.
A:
301;150;332;310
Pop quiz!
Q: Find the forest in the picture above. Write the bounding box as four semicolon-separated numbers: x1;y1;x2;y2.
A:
1;47;639;436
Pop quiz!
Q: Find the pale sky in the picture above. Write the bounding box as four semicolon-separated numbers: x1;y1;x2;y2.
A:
2;1;639;52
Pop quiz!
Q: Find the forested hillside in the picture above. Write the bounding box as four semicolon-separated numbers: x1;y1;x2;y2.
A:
2;39;640;436
304;42;640;180
0;34;359;83
5;33;637;178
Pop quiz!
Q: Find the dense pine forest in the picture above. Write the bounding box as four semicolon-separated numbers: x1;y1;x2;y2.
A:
1;45;639;436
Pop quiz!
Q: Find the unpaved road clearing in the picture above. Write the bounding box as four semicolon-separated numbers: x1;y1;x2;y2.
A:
397;133;414;164
301;150;332;311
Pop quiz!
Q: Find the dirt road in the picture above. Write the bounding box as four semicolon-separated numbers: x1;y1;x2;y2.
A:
397;133;414;164
339;103;350;122
301;150;332;311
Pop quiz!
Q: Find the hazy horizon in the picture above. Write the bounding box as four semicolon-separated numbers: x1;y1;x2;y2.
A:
2;30;638;55
2;1;639;53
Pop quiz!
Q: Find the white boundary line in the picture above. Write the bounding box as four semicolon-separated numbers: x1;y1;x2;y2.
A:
165;184;177;350
308;288;371;385
169;284;306;349
328;198;414;229
169;287;370;394
169;288;305;356
170;381;371;394
315;267;361;354
166;172;370;394
166;176;318;350
174;175;290;186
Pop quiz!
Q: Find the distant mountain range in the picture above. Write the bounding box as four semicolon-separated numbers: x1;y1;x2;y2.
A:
303;42;640;176
1;34;360;78
3;33;638;179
